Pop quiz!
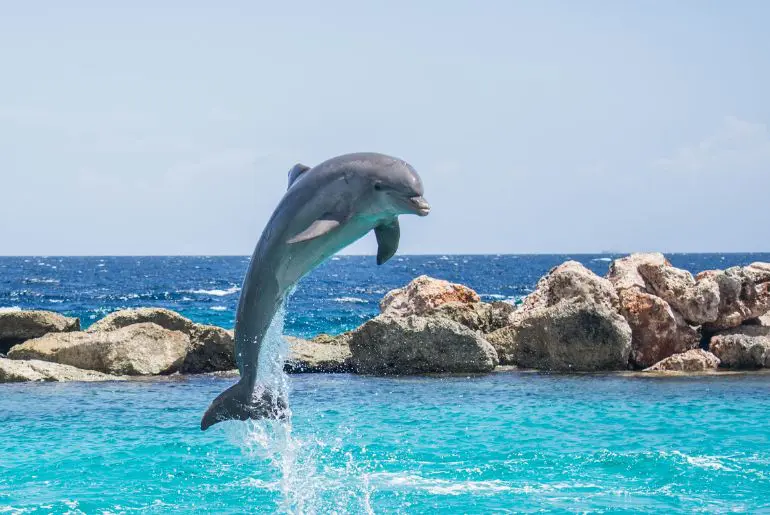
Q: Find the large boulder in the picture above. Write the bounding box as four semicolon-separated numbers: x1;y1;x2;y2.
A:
87;308;196;334
644;349;720;373
284;336;352;373
709;325;770;369
428;301;516;333
380;275;480;317
0;358;120;383
637;263;721;325
183;325;236;373
607;254;701;368
616;289;699;368
8;323;190;375
0;310;80;353
489;262;632;370
607;252;670;291
88;308;235;373
697;265;770;331
349;315;498;375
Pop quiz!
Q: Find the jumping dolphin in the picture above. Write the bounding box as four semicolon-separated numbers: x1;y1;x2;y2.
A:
201;152;430;430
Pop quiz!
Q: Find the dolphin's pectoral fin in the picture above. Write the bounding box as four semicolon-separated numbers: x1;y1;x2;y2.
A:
287;218;341;244
374;218;400;265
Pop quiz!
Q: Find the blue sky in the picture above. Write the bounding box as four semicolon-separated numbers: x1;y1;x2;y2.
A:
1;1;769;255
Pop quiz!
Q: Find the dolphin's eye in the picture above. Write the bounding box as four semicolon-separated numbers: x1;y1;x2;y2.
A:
374;183;384;191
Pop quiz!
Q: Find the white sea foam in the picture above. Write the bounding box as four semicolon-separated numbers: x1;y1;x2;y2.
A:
24;278;59;284
592;257;612;262
332;297;368;304
48;299;64;304
0;306;21;313
210;306;228;311
481;293;506;300
187;286;241;297
373;472;514;495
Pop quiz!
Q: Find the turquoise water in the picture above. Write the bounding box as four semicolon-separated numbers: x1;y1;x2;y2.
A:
3;372;770;513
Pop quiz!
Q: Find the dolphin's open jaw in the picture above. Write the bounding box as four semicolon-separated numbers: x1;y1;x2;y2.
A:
409;196;431;217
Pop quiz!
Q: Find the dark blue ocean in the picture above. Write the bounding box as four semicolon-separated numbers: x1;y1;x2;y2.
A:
2;254;770;513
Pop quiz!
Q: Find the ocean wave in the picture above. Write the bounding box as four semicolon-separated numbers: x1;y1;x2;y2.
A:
210;306;228;311
480;294;506;300
186;286;241;297
592;257;612;262
23;278;59;284
0;306;21;313
332;297;368;304
374;472;513;495
48;299;64;303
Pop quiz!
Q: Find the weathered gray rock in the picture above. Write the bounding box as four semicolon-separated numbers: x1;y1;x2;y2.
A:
493;262;632;371
0;310;80;353
428;301;516;333
709;325;770;369
88;308;235;373
697;266;770;331
284;336;352;373
638;263;721;325
8;323;190;375
0;357;121;383
617;288;699;368
607;252;670;292
380;275;481;317
349;315;498;375
503;299;632;371
644;349;720;372
183;325;236;373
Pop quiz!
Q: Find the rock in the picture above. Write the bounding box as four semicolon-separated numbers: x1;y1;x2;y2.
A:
506;299;632;371
523;261;621;311
697;266;770;331
349;315;498;375
87;307;196;334
644;349;720;372
428;301;516;333
0;357;121;383
380;275;480;317
484;325;519;365
88;308;235;372
709;325;770;369
638;263;720;325
285;336;352;373
182;325;236;373
8;323;190;375
0;310;80;353
617;289;699;368
490;262;632;370
606;252;670;291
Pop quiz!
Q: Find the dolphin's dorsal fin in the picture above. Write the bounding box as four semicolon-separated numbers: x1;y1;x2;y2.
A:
287;163;311;189
374;218;400;265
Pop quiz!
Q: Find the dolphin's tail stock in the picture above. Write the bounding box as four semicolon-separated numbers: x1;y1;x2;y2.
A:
200;378;288;431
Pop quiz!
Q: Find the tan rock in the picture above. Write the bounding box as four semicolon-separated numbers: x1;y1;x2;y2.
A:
0;310;80;353
284;336;352;373
88;308;235;372
349;315;498;375
606;253;670;291
638;263;720;325
8;323;190;375
709;325;770;369
379;275;480;317
428;301;516;333
697;267;770;331
523;261;621;311
644;349;720;372
0;357;121;383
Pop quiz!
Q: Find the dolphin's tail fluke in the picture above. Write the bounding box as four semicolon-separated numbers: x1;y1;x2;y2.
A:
200;379;288;431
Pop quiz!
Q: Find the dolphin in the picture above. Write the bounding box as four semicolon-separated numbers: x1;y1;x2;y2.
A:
201;152;430;430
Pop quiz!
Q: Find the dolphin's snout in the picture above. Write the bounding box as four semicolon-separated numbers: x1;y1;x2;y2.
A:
409;196;431;216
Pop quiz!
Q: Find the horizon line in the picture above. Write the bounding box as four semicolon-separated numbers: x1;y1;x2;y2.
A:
1;251;769;258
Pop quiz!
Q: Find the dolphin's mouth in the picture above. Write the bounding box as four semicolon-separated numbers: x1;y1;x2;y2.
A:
409;196;431;216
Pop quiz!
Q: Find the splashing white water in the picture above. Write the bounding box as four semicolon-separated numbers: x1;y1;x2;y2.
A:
228;302;373;513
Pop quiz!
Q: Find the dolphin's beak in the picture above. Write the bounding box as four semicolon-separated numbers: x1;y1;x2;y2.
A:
409;196;431;216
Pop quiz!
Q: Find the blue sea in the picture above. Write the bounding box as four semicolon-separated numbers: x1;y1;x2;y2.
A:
2;254;770;513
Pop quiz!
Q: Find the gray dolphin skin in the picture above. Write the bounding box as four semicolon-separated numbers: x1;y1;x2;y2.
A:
201;152;430;430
